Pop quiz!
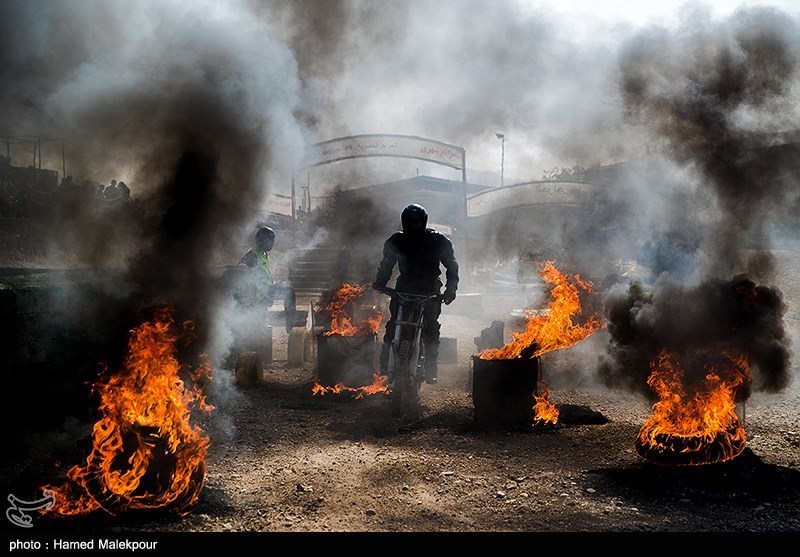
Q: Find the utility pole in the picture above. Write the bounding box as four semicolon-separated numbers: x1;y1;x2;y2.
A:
495;132;505;187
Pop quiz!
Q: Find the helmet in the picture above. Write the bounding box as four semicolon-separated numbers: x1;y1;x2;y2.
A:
255;226;276;252
401;204;428;235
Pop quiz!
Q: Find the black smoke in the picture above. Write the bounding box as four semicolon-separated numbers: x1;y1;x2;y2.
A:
0;1;307;443
596;7;800;397
619;6;800;278
600;274;791;400
0;0;304;319
330;190;400;282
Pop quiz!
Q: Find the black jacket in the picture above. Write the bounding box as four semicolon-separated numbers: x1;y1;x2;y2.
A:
374;228;459;295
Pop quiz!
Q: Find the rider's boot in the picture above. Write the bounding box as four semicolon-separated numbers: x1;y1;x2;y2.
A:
379;341;392;379
423;342;439;385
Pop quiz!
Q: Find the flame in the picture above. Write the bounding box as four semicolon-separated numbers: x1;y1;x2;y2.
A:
43;306;214;516
473;261;602;426
321;283;383;337
311;373;391;399
476;261;605;360
532;379;559;426
634;349;749;465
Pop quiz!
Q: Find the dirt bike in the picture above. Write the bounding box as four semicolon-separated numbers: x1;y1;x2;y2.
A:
379;288;443;417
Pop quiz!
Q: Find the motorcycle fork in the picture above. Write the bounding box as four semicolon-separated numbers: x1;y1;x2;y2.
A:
390;301;424;380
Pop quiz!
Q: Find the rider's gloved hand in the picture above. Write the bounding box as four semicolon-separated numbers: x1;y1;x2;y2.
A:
441;288;456;305
372;282;387;293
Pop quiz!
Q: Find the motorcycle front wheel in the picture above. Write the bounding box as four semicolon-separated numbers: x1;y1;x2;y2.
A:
391;339;419;417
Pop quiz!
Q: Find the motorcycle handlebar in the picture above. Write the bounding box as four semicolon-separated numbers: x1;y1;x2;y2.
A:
375;286;443;304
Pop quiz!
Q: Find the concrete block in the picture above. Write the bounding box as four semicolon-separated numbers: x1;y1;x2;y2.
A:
235;351;262;387
287;326;309;366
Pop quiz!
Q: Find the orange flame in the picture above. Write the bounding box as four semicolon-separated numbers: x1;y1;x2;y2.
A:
43;306;214;516
475;261;603;425
321;283;383;337
634;349;749;465
311;373;391;399
476;261;605;360
532;379;559;426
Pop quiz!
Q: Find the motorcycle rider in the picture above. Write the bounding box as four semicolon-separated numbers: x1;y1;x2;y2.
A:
372;204;459;385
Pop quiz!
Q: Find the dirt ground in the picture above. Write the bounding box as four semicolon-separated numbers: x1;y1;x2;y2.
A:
14;306;800;536
5;252;800;537
190;324;800;534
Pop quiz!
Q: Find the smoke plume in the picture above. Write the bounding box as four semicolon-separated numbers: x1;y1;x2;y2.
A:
619;6;800;278
594;6;800;398
600;274;791;399
0;0;308;436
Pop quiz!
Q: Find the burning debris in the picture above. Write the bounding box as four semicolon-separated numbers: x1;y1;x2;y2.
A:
320;282;383;337
634;350;749;466
601;275;790;465
311;373;391;399
312;283;386;396
532;380;560;426
476;262;605;360
43;306;214;517
473;261;606;426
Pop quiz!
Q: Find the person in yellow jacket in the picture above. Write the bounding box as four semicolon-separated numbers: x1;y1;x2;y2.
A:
240;226;297;333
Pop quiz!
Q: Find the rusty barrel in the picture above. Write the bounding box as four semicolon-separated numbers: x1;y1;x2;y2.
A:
471;355;540;429
316;332;377;387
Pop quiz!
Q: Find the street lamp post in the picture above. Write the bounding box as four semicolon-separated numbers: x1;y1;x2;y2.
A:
495;132;505;187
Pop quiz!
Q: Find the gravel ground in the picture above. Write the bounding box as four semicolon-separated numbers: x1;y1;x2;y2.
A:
5;251;800;536
17;309;800;535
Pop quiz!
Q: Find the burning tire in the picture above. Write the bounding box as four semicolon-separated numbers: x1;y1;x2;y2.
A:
633;350;750;466
83;425;207;515
634;420;747;466
43;307;213;518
